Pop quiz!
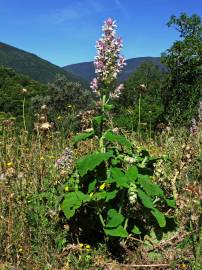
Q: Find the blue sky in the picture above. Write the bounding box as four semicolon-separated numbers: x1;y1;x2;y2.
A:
0;0;201;66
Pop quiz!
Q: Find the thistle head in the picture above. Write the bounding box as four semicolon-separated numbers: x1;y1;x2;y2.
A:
21;88;28;95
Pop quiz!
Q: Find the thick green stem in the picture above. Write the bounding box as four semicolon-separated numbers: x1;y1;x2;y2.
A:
99;212;105;227
99;94;106;153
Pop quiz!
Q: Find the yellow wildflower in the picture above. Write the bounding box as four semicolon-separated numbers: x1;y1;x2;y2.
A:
99;183;106;190
40;156;45;160
7;162;13;167
64;186;69;192
79;243;84;248
85;244;91;250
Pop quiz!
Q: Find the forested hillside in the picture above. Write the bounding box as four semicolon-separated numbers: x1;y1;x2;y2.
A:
0;42;83;84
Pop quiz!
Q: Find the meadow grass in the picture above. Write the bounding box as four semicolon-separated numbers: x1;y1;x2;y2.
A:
0;121;201;269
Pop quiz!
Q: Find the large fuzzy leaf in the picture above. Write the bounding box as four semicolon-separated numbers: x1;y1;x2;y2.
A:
151;208;166;227
93;190;118;202
104;225;128;237
137;189;155;209
126;166;138;182
76;151;113;177
61;191;90;219
110;167;129;188
105;209;124;228
73;131;94;144
138;175;164;197
104;131;131;150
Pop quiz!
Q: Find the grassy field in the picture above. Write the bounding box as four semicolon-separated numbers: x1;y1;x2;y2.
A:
0;118;201;270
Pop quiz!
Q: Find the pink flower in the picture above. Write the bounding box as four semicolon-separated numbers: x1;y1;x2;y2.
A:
199;101;202;121
190;118;198;135
110;83;124;99
90;17;126;96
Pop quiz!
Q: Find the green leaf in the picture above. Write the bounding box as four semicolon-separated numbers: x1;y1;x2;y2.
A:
88;180;97;193
76;151;113;177
104;131;131;150
110;167;129;188
73;131;94;144
137;175;164;197
93;116;103;125
104;104;114;110
106;209;124;228
93;191;107;201
104;225;128;237
61;191;90;219
151;208;166;228
165;199;176;208
132;226;141;235
137;189;155;209
105;190;118;202
126;166;138;182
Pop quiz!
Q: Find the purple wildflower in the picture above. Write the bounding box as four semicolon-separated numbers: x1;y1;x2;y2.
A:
90;17;126;97
55;148;73;170
110;83;124;99
198;100;202;121
190;118;198;135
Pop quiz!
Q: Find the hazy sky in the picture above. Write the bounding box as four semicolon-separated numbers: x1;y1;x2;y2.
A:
0;0;201;66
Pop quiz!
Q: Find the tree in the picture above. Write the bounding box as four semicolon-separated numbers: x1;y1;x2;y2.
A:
115;62;165;131
46;75;94;113
161;13;202;125
0;67;47;128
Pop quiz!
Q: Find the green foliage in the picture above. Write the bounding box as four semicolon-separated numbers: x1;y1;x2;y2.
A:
76;151;113;177
46;76;93;113
161;13;202;125
61;98;174;239
31;75;94;132
61;191;90;218
104;130;132;150
73;131;95;144
0;67;48;128
115;62;165;132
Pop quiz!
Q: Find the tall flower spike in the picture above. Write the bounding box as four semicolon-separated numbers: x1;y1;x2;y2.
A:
90;18;126;96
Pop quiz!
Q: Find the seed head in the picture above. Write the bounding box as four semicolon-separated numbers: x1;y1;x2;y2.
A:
21;88;28;95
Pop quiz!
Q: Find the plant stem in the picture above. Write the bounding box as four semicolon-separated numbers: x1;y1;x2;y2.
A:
99;94;106;153
138;93;141;142
98;212;105;227
22;97;27;131
149;115;152;140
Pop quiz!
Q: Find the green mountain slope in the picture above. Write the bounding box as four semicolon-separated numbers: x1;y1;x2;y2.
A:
63;57;165;82
0;67;48;118
0;42;83;84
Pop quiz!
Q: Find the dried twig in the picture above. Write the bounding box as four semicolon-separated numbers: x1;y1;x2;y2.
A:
102;262;170;268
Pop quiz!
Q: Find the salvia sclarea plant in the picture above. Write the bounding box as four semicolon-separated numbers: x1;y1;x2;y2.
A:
60;18;175;241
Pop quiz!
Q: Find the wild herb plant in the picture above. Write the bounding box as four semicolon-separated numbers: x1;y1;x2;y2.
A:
61;18;175;242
